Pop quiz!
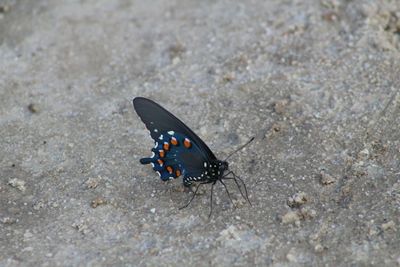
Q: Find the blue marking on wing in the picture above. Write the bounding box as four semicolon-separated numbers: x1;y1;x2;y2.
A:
140;132;208;182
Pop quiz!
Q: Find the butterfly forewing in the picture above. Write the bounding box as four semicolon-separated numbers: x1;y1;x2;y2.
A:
133;97;216;160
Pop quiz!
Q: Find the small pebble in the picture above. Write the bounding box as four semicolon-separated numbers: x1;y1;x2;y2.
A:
1;217;17;224
91;197;107;208
287;192;308;208
381;221;396;232
85;177;99;189
319;171;336;185
314;244;324;252
281;211;301;225
8;178;26;192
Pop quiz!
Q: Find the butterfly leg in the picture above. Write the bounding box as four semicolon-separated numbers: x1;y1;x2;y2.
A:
223;172;252;206
223;171;246;203
219;179;237;209
179;181;208;210
232;172;252;206
222;177;247;205
208;181;216;218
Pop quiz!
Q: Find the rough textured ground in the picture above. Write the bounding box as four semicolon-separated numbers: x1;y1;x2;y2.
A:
1;0;400;266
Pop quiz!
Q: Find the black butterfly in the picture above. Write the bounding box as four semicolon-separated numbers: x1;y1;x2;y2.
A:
133;97;252;216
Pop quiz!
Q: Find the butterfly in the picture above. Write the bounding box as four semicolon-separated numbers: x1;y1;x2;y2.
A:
132;97;253;216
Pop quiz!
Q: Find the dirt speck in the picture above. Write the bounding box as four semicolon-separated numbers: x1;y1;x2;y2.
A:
27;103;39;113
381;220;396;232
91;197;107;208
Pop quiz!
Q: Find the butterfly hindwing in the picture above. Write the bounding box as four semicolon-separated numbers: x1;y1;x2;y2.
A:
139;131;209;184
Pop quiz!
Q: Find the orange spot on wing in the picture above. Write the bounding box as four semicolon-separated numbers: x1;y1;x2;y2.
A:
157;159;164;166
175;170;181;177
159;150;165;158
171;137;178;146
183;138;191;148
166;166;173;174
163;142;170;151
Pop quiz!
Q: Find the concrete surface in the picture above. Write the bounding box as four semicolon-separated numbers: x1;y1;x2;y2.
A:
1;0;400;266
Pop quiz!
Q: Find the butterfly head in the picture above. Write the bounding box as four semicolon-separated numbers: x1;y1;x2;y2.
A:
218;160;229;174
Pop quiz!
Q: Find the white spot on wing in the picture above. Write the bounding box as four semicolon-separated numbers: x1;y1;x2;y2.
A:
156;171;161;177
154;142;158;148
151;152;155;158
204;162;207;167
154;129;158;133
159;135;163;140
168;131;175;135
151;163;155;168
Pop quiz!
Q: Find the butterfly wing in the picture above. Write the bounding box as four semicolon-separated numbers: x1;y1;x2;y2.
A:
133;97;216;160
139;132;210;185
133;97;215;185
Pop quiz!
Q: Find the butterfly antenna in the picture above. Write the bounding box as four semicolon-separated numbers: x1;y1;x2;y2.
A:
224;136;255;161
